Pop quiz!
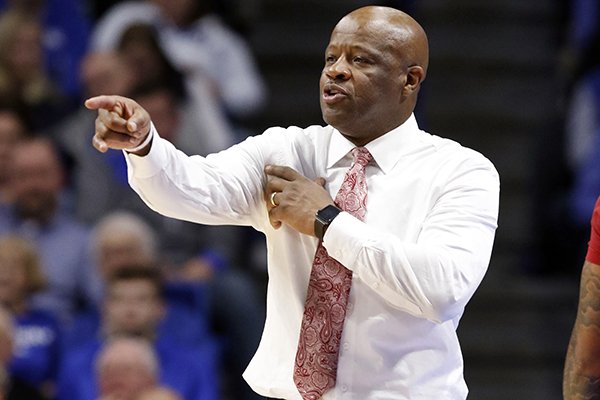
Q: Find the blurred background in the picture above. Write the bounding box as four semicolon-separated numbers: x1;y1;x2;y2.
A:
0;0;596;399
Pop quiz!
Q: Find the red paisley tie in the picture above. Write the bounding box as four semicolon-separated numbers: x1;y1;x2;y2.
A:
294;147;373;400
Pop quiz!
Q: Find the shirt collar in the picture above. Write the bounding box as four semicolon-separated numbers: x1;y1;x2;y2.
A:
327;114;422;174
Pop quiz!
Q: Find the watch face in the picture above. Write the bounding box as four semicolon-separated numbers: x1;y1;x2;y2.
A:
318;205;342;222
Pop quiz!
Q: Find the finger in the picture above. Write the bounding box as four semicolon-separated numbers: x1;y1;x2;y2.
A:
93;118;142;152
265;165;302;181
264;188;275;207
98;109;145;140
268;207;282;229
84;95;125;111
92;134;108;153
127;106;149;134
95;115;135;143
265;176;289;195
107;110;130;133
314;177;326;187
93;131;139;152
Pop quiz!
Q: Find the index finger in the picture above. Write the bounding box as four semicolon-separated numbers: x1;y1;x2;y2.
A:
84;95;126;111
264;165;302;181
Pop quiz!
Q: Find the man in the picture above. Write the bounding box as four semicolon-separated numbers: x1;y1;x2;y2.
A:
96;337;161;400
564;195;600;398
0;137;99;322
85;6;499;400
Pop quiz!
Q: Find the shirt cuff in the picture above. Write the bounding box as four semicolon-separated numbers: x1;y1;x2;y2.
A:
124;123;168;179
124;123;154;153
323;212;369;271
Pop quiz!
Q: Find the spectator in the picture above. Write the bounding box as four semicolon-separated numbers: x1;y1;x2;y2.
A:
0;235;60;398
88;209;263;400
52;49;234;225
96;336;163;400
116;24;235;153
49;50;138;224
90;0;267;124
137;386;182;400
0;305;44;399
0;9;69;130
116;23;186;100
66;210;210;348
58;267;218;400
0;137;99;322
0;0;91;102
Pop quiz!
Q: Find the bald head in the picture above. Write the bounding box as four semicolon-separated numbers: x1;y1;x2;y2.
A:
339;6;428;76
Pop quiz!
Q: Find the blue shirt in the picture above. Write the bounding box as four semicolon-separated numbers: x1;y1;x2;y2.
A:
10;309;61;388
57;336;219;400
0;209;101;323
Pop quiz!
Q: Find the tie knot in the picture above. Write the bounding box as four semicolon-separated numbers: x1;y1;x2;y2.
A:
351;147;372;167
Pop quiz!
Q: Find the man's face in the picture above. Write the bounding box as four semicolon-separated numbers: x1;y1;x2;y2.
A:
97;341;157;400
81;53;135;98
97;234;151;281
6;20;43;80
136;91;179;142
9;141;62;223
319;17;407;145
103;279;164;337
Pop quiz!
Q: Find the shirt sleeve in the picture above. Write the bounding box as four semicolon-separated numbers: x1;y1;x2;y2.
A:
586;196;600;264
124;125;280;228
324;155;500;323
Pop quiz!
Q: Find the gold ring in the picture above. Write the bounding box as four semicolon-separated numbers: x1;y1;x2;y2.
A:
270;192;278;207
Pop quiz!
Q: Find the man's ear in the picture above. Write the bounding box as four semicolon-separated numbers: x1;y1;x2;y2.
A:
402;65;425;97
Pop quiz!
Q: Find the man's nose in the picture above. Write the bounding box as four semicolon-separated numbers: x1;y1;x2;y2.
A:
326;58;351;80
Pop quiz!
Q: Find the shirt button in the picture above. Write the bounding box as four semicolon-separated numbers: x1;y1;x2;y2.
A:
372;282;380;289
341;384;348;392
343;342;350;351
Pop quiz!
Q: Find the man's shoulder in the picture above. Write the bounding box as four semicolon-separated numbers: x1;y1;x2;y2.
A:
257;124;332;149
426;133;496;168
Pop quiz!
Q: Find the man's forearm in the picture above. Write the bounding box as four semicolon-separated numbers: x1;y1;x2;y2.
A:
563;366;600;400
564;262;600;399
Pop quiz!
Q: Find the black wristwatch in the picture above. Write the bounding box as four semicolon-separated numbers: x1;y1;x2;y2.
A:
314;204;342;241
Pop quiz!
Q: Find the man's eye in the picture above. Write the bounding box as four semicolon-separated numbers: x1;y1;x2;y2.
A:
326;55;336;63
353;57;366;63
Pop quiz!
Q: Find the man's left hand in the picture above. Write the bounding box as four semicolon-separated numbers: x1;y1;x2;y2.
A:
264;165;334;236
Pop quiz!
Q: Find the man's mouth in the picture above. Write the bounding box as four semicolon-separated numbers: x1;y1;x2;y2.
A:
323;84;348;104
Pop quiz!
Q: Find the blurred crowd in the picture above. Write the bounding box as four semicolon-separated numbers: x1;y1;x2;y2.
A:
0;0;268;399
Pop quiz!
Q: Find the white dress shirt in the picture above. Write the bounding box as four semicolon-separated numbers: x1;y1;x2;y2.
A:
125;115;499;399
